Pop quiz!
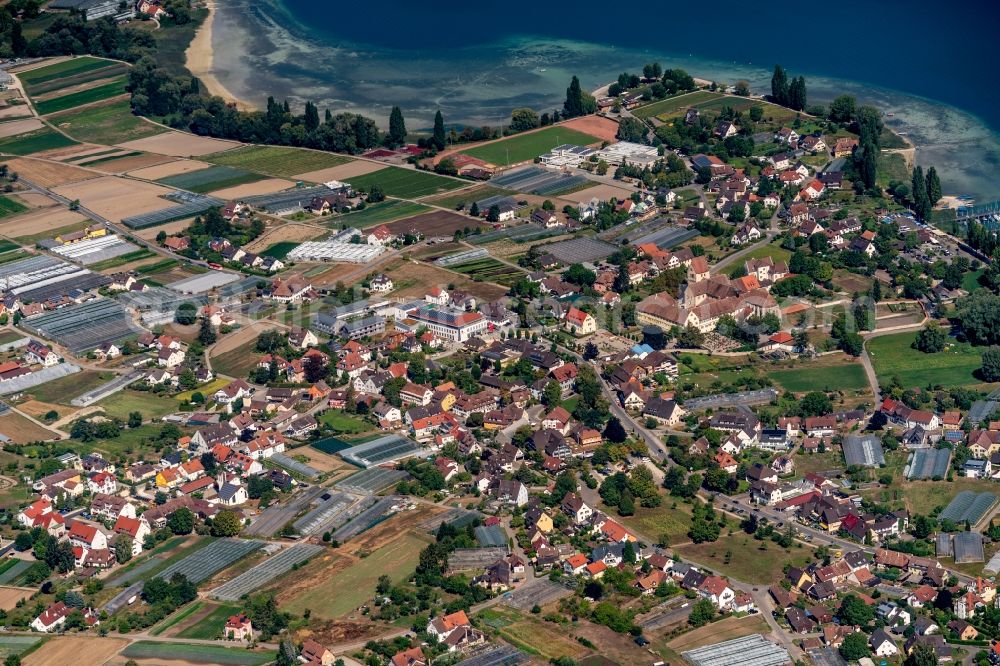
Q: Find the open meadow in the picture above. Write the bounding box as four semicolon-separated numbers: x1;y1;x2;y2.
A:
459;125;601;165
868;331;985;388
204;144;352;178
346;166;467;198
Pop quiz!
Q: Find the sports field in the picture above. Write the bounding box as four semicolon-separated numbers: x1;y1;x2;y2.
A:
34;77;127;115
0;128;78;155
157;164;264;193
48;100;166;145
868;331;984;388
346;166;467;198
204;145;352;178
282;532;427;618
768;362;868;392
334;199;430;228
459;125;600;165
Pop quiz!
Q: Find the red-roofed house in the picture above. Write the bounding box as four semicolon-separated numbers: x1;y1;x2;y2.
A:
698;575;736;609
225;613;253;641
564;307;596;336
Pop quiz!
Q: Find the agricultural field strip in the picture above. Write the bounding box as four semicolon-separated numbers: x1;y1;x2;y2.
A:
209;544;324;601
155;538;264;584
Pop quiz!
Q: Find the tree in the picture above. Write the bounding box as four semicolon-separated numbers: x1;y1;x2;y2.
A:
799;392;832;417
911;165;930;221
838;594;874;626
926;166;942;206
510;108;539;132
543;380;562;408
386;106;406;148
903;644;938;666
367;183;385;203
432;110;446;151
616;117;645;143
175;302;197;325
839;632;870;661
198;316;216;346
829;94;857;123
603;416;627;444
913;323;946;353
115;535;133;564
211;510;242;537
688;599;715;627
127;411;143;428
564;75;585;118
167;507;194;535
770;65;789;106
787;76;807;111
981;347;1000;382
486;204;500;223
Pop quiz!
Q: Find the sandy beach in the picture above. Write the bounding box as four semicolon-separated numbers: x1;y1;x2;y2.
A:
186;0;253;109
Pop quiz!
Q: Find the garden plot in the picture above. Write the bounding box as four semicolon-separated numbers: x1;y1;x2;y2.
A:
210;544;324;601
447;256;525;286
117;131;241;157
155;537;264;584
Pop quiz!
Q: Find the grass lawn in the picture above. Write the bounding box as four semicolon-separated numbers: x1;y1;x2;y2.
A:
316;410;375;435
791;450;845;477
346;166;466;198
477;606;588;661
282;532;428;619
617;501;693;546
676;533;814;584
121;641;275;665
333;200;430;228
459;126;600;165
95;389;178;421
963;269;984;292
768;362;869;393
34;77;127;115
716;242;792;274
632;90;721;120
867;331;985;388
877;153;910;188
203;145;352;178
176;602;241;639
48;100;166;145
27;370;114;404
0;128;78;155
175;378;229;403
76;423;171;458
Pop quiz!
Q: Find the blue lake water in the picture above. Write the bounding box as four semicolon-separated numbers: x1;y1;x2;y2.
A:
212;0;1000;200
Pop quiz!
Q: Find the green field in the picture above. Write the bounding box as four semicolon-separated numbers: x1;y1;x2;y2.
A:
717;242;793;273
448;257;524;285
76;151;145;168
0;128;78;155
28;370;114;404
283;533;429;618
49;100;166;145
261;241;297;259
459;126;600;165
18;57;114;86
0;195;28;219
768;363;869;393
203;144;352;178
121;642;275;666
35;77;128;115
25;63;129;97
157;164;264;193
963;269;985;292
677;533;813;584
334;199;430;228
176;602;241;639
316;410;374;435
868;331;985;388
0;636;40;659
425;184;514;210
87;248;157;271
150;600;204;636
346;166;467;198
632;90;722;120
96;389;179;421
617;502;694;546
212;342;262;378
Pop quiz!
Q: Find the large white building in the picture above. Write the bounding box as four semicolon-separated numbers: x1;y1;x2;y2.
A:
405;306;489;342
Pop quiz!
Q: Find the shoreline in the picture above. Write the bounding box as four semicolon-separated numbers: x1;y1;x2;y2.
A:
185;0;253;110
